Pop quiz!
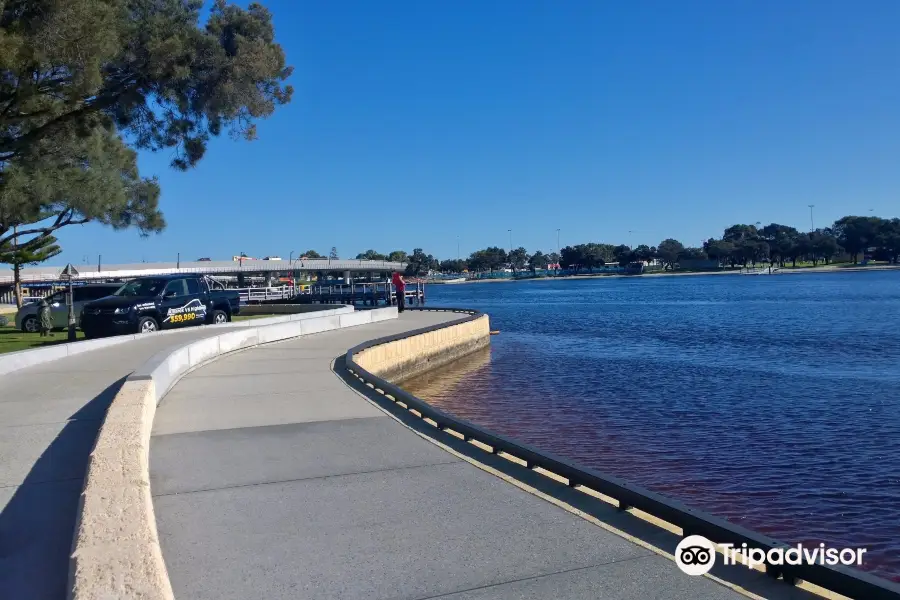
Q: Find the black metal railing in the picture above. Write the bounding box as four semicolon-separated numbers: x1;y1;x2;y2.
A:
341;307;900;600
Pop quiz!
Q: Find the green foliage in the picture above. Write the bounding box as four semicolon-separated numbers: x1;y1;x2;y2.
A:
508;247;528;271
380;213;900;278
0;0;293;168
632;244;656;264
467;247;507;273
439;258;467;273
0;234;61;266
388;250;408;262
355;249;387;260
656;239;684;270
529;250;549;271
832;216;881;263
0;125;165;254
404;248;430;276
329;246;339;260
0;0;292;259
300;249;322;258
613;244;633;267
559;243;614;269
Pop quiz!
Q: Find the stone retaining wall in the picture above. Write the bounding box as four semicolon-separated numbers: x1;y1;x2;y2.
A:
354;313;490;383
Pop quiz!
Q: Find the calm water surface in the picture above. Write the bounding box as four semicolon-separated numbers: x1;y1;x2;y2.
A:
405;272;900;581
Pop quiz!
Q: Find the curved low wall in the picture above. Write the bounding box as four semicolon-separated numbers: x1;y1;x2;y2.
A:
67;307;396;600
353;311;490;382
0;305;354;376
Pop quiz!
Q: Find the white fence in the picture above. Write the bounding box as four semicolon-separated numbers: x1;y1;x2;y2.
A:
236;286;298;304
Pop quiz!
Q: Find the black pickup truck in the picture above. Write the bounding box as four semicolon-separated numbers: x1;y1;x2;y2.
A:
80;274;241;338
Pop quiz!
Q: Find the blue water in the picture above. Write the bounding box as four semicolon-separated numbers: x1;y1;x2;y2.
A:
407;271;900;580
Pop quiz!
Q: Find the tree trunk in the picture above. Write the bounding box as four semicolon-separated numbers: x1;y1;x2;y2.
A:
13;262;22;308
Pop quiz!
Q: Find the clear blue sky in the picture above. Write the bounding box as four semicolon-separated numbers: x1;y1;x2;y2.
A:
51;0;900;265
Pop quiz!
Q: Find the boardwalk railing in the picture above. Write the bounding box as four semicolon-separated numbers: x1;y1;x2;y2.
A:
235;285;298;304
340;307;900;600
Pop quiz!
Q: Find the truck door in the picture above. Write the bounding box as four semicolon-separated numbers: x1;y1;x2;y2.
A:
185;278;208;324
160;279;195;328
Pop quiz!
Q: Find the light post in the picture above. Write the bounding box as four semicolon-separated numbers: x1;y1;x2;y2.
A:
556;228;561;275
508;229;512;255
808;204;815;232
289;251;295;290
59;263;79;341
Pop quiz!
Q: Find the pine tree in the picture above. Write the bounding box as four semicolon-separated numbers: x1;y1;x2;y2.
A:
0;233;62;307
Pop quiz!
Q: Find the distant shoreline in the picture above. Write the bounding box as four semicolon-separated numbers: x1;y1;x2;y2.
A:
436;264;900;284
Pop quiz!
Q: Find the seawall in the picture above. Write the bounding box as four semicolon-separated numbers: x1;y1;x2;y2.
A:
353;312;491;382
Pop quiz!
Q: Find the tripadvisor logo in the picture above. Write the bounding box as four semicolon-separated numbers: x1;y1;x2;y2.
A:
676;536;717;576
674;535;867;576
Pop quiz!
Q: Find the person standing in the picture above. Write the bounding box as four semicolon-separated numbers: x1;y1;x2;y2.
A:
391;271;406;313
38;297;53;337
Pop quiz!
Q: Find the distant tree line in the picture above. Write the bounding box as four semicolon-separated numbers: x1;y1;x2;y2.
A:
350;215;900;276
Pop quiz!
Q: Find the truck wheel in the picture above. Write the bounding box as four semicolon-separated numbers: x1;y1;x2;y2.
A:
22;315;38;333
137;316;159;334
211;309;229;325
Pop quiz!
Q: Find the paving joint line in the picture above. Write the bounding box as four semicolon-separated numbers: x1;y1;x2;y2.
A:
404;553;658;600
151;415;388;438
151;458;463;498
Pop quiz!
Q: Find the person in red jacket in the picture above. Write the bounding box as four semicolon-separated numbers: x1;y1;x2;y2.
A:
391;271;406;313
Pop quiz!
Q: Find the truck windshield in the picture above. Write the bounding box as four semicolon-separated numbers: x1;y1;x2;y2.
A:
114;279;167;297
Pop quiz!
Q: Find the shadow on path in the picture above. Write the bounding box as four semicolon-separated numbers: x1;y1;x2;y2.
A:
0;377;126;599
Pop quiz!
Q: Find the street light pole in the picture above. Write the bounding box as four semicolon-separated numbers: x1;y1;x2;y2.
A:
508;229;512;255
808;204;815;232
289;251;295;290
556;228;561;275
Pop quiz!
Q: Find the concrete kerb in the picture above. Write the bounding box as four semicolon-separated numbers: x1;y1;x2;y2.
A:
66;306;396;600
0;306;353;376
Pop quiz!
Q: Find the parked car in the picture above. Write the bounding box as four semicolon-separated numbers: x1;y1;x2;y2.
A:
15;284;120;333
80;274;241;338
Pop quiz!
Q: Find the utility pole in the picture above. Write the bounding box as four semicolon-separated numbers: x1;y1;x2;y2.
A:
808;204;815;232
12;225;21;308
508;229;512;255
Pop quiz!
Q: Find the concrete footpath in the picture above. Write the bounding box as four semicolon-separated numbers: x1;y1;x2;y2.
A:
150;313;744;600
0;324;260;599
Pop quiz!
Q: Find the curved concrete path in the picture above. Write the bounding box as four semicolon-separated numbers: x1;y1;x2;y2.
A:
0;324;261;599
149;314;748;600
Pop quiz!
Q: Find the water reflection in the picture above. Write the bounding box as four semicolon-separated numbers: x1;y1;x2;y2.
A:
403;346;491;402
413;272;900;582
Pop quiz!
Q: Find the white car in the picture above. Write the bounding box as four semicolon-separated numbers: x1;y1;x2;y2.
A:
15;284;121;332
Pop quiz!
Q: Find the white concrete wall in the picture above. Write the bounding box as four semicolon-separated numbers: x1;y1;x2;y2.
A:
68;306;397;600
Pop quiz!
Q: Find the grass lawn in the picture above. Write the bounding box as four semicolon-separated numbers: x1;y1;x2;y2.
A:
0;312;297;355
0;324;85;355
